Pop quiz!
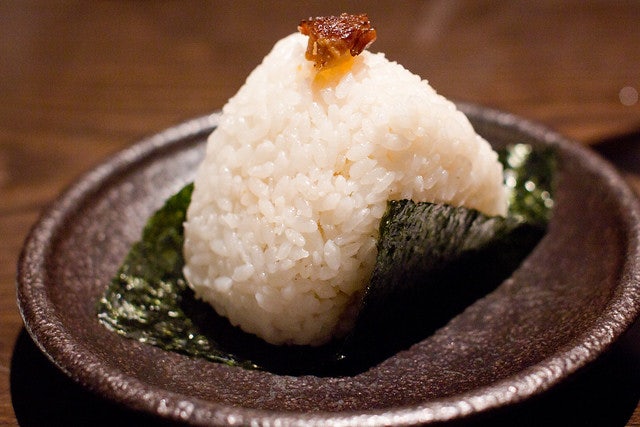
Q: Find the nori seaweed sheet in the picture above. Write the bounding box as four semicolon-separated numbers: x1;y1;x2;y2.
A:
97;144;556;376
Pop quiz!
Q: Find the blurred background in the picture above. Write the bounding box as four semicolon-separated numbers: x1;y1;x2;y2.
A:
1;1;639;426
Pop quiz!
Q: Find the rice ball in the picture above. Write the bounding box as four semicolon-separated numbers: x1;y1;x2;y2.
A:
183;33;507;346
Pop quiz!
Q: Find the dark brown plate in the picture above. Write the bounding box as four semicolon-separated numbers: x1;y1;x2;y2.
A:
17;105;640;426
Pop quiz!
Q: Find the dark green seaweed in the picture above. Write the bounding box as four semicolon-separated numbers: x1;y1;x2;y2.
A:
97;143;556;376
337;143;556;368
337;200;545;369
98;183;343;374
97;183;259;368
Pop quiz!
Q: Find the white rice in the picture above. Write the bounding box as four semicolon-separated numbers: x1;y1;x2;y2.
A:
183;33;507;346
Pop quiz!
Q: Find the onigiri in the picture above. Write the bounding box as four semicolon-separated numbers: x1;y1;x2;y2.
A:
183;20;507;346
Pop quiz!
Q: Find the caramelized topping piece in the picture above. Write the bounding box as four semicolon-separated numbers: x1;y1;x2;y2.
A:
298;13;377;70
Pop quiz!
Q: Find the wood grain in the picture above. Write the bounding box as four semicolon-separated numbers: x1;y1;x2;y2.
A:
1;1;639;425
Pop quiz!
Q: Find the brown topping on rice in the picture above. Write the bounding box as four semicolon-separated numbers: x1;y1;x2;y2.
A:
298;13;377;70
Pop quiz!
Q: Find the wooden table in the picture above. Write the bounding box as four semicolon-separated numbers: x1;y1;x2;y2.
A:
1;1;639;425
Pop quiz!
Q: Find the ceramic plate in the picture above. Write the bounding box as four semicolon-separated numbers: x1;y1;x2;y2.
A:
17;104;640;426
